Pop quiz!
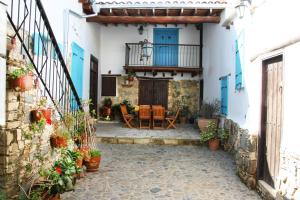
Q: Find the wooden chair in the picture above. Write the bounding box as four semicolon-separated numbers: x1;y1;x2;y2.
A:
166;108;180;129
139;105;151;129
120;104;135;128
152;105;165;129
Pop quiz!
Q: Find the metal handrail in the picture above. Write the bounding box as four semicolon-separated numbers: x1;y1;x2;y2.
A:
125;42;201;68
6;0;82;119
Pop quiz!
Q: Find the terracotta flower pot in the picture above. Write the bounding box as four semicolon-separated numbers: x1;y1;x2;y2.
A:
50;136;67;148
208;139;220;151
43;193;60;200
85;156;101;172
197;118;218;132
76;158;83;168
180;116;187;124
31;109;43;122
9;74;34;92
128;76;134;82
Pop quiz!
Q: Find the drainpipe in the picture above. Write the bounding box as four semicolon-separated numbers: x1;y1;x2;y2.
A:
199;23;203;112
63;9;98;60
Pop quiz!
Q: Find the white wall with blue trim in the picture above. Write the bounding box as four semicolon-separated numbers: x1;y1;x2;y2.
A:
99;24;201;81
203;0;300;155
41;0;101;103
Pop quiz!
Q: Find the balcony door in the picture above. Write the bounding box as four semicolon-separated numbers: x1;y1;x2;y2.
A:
139;79;169;109
153;28;178;66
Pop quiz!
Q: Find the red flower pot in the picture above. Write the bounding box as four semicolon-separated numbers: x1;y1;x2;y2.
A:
208;139;220;151
9;74;34;92
85;156;101;172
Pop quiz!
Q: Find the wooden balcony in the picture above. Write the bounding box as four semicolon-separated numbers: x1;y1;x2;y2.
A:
124;43;202;77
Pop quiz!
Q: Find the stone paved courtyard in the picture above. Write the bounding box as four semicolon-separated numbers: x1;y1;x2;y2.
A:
62;144;261;200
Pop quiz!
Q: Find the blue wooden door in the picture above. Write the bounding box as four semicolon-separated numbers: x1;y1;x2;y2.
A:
71;42;84;100
154;28;178;66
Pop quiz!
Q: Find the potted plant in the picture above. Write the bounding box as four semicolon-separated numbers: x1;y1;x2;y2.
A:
199;121;228;151
84;149;101;172
8;63;34;92
31;97;52;124
179;105;189;124
127;70;136;82
111;103;121;121
101;97;112;119
198;100;220;131
50;127;70;148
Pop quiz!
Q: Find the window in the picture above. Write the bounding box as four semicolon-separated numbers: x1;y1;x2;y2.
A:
101;76;116;96
33;34;63;58
220;76;228;116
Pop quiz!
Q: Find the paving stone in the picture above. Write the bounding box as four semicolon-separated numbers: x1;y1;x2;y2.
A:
62;144;261;200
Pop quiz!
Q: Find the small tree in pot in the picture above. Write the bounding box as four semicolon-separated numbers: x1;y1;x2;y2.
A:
198;100;220;131
199;121;228;151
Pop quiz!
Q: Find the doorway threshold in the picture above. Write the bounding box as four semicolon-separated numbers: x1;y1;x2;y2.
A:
258;180;276;200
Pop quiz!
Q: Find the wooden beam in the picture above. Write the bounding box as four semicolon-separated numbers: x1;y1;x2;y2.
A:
123;66;202;75
87;16;220;24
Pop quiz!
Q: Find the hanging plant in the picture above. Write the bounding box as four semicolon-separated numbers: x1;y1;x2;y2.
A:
8;63;34;92
31;97;52;125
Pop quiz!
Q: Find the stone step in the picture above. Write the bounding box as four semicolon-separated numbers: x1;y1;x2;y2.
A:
96;136;200;146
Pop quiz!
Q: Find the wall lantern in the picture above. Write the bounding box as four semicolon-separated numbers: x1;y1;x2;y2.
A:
235;0;251;19
139;39;152;61
138;25;144;35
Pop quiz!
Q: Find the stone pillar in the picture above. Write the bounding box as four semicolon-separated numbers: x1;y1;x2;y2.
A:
0;1;7;126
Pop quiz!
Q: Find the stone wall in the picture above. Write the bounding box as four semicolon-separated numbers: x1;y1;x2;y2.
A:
0;32;59;199
221;118;258;189
101;76;200;115
276;153;300;199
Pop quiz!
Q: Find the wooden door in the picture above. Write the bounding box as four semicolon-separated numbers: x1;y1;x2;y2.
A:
139;79;168;108
153;80;169;108
259;55;283;188
89;55;98;116
139;80;153;105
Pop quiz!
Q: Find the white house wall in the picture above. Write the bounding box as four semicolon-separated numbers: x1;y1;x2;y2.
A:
99;24;200;81
41;0;101;102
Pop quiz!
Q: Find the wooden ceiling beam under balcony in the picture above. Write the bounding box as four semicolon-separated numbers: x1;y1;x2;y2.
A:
87;15;220;24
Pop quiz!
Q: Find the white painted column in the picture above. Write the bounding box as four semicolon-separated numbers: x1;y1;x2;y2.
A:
0;1;7;126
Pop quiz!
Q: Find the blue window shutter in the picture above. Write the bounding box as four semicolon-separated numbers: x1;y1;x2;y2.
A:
52;43;64;59
221;76;228;116
33;34;51;56
33;34;44;55
235;40;242;90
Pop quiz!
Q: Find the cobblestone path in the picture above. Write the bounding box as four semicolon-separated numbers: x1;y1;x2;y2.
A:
62;144;261;200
